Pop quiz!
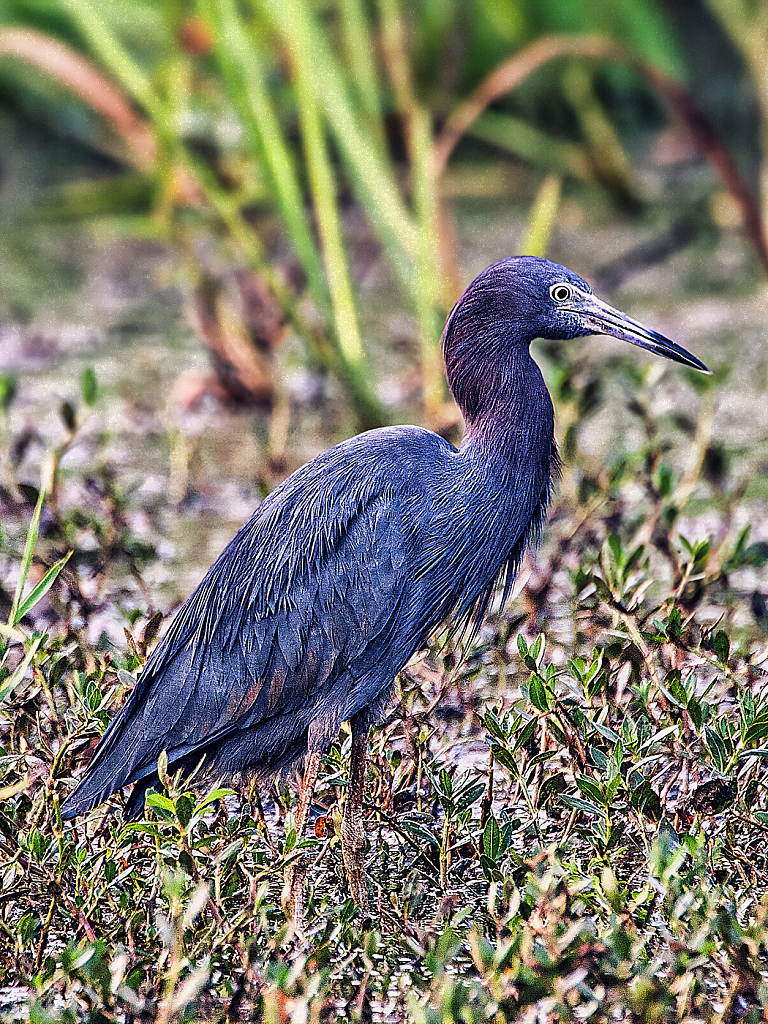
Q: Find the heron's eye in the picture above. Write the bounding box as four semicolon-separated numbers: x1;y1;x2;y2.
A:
550;283;572;303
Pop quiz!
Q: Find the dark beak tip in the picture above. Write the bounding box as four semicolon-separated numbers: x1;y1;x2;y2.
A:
685;354;712;375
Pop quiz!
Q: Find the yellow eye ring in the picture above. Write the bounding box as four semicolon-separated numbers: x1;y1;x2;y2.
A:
550;283;572;303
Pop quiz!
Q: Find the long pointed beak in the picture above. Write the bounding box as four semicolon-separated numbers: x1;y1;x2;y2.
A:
575;294;711;374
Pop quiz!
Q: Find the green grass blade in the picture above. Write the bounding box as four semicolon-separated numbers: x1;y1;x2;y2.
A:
9;483;47;629
294;58;365;367
62;0;156;113
338;0;387;154
411;104;446;415
520;173;562;257
14;551;72;625
257;0;419;271
203;0;331;318
0;634;42;710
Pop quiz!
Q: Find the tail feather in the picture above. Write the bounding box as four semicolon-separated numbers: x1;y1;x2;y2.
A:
60;691;314;821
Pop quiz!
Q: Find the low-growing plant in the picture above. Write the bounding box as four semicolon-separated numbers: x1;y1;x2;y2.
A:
1;327;766;1020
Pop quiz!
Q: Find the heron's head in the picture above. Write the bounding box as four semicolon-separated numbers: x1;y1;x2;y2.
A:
442;256;710;376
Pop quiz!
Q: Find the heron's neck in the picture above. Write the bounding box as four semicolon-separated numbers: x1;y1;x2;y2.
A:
457;349;554;476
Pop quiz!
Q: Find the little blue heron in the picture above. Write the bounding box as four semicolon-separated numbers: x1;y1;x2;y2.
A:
62;257;708;917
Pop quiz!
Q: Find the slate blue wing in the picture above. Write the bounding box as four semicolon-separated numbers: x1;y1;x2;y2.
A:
60;430;429;818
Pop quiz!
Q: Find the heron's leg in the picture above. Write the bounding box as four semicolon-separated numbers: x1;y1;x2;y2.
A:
283;749;321;925
342;714;370;913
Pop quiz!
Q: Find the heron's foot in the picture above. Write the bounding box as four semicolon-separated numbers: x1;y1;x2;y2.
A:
342;816;369;913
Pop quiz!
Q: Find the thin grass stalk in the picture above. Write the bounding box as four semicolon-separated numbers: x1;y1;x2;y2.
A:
170;112;385;427
208;0;386;426
156;1;190;225
412;107;445;418
0;27;156;170
173;146;370;402
338;0;387;157
8;484;48;632
520;174;562;257
701;0;768;246
171;148;320;351
290;19;365;370
255;0;419;277
203;0;331;318
562;61;637;209
62;0;156;114
61;0;191;209
377;0;446;416
376;0;413;122
58;0;384;427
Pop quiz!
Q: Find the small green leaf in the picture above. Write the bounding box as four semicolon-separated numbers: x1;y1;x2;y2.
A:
592;575;613;603
0;634;43;707
196;787;237;810
0;373;17;411
15;551;72;623
484;710;506;742
490;744;517;774
399;818;438;847
176;793;194;828
60;400;77;433
590;747;609;771
480;854;502;882
145;792;175;814
80;366;98;406
713;630;729;666
590;720;621;744
629;779;661;822
576;775;606;806
608;740;623;778
528;674;551;712
528;750;556;768
536;773;567;807
666;607;683;643
18;913;37;947
560;795;606;817
744;711;768;747
688;698;703;731
483;817;501;860
665;670;688;707
212;838;244;865
512;716;537;753
455;781;485;813
705;727;730;773
29;826;46;863
157;750;169;788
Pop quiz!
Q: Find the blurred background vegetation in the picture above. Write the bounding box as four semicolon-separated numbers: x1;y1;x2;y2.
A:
1;0;768;1020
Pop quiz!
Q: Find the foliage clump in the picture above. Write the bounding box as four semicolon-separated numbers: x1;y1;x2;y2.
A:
1;346;767;1022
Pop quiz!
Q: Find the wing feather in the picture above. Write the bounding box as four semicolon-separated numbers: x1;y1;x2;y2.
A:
62;437;411;817
61;424;547;820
